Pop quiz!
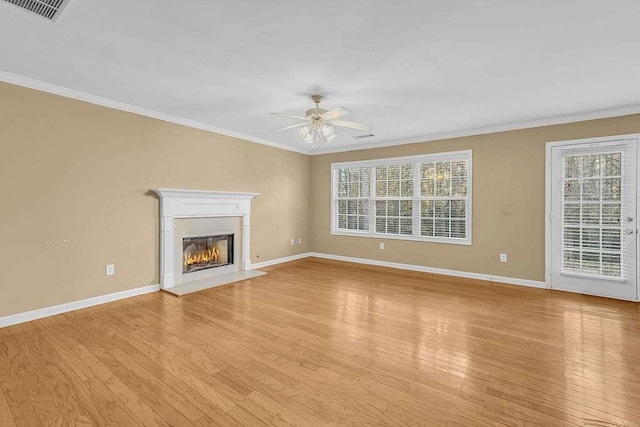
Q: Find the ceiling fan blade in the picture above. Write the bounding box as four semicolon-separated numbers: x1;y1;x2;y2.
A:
321;107;351;121
269;113;309;120
275;122;308;132
329;119;373;131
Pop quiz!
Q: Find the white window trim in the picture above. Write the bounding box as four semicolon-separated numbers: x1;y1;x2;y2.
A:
331;150;473;245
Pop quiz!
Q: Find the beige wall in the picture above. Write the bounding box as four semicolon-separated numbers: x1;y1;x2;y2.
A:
0;82;310;317
310;115;640;282
4;78;640;319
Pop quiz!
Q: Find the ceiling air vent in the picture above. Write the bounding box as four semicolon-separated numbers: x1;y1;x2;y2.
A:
353;134;376;140
2;0;70;21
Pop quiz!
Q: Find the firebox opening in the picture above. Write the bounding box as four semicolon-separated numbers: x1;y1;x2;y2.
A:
183;234;234;274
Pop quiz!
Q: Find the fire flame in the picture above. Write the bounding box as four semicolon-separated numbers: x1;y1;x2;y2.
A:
184;246;219;270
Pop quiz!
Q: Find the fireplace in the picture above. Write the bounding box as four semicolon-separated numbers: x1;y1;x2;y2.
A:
153;189;259;290
183;234;234;274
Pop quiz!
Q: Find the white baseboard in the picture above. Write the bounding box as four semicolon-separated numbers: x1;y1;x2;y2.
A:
249;252;312;269
0;253;546;329
250;251;547;288
0;284;160;329
307;252;548;289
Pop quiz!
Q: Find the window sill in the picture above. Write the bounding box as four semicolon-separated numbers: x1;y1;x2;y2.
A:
331;230;472;246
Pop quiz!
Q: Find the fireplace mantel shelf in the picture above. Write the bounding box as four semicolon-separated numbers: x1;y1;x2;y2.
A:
152;188;260;290
154;188;260;200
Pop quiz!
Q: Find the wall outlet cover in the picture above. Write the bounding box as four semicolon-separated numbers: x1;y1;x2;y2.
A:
105;264;115;276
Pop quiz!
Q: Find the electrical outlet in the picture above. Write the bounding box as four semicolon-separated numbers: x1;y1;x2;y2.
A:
105;264;115;276
298;238;303;245
379;242;385;250
290;238;295;246
500;253;507;263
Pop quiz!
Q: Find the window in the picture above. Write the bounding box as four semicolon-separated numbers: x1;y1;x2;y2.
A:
332;151;472;245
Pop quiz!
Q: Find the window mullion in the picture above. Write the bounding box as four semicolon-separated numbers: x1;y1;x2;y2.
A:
412;162;421;237
369;166;376;233
331;168;337;232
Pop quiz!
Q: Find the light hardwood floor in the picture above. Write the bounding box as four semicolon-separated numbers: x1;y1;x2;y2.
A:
1;258;639;426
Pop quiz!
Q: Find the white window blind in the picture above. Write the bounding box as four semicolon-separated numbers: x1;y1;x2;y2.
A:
561;150;631;279
332;151;472;245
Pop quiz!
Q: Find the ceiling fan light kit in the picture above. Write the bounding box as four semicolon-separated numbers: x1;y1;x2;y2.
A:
271;95;372;145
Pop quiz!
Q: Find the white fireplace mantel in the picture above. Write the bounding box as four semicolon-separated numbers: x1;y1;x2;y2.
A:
153;188;259;289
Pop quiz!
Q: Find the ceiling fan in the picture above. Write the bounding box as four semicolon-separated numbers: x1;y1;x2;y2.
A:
270;95;372;144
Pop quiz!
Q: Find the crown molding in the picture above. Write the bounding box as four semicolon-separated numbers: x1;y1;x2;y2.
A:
310;105;640;155
3;70;640;157
0;70;312;155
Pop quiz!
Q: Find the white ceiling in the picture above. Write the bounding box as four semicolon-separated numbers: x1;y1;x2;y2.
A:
1;0;640;154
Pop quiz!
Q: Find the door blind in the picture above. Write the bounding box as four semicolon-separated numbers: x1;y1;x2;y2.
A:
561;151;632;279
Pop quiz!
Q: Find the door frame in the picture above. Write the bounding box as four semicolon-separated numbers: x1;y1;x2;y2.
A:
545;133;640;301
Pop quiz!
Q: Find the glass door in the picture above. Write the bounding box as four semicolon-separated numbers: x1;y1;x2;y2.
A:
550;139;638;300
